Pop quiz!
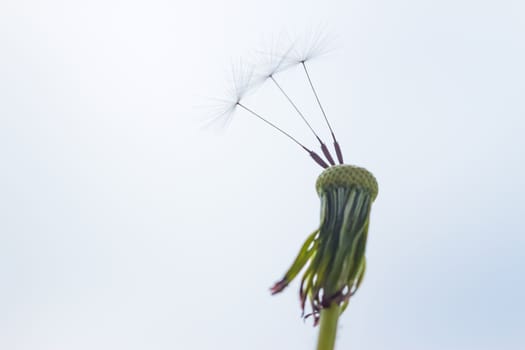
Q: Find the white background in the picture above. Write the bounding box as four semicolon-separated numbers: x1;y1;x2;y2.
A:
1;1;524;349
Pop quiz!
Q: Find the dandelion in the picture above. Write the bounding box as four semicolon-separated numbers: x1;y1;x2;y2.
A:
211;33;379;350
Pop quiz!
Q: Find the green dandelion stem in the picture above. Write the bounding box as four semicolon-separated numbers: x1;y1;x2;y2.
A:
316;304;340;350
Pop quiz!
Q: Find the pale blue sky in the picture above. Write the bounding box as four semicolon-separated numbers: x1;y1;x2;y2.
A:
1;1;524;349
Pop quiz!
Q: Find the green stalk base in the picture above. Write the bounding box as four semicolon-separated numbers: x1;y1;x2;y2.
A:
316;305;340;350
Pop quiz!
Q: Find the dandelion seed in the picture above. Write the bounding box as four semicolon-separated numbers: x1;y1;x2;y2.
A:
289;29;344;164
301;60;345;164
